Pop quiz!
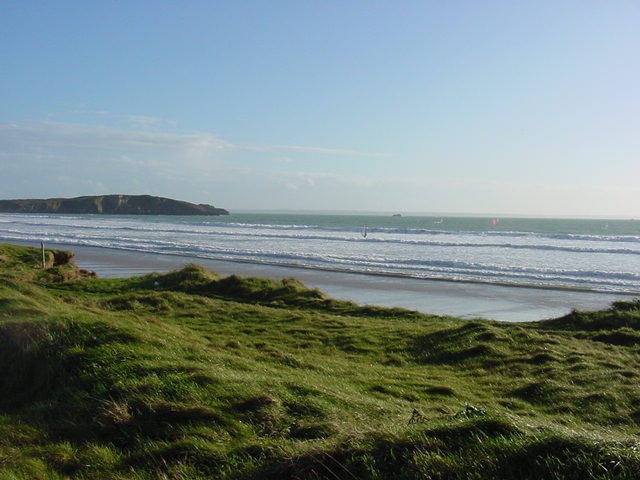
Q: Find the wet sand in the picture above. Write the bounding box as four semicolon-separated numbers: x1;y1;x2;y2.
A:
11;241;636;322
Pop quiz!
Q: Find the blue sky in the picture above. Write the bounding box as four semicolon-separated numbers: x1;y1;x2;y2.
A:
1;1;639;216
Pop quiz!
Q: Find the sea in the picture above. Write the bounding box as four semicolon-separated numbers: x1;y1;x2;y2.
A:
1;212;639;295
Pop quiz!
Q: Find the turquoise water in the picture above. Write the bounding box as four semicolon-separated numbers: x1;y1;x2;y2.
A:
222;213;640;236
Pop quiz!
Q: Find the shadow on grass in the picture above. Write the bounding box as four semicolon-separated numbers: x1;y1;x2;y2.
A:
409;322;506;365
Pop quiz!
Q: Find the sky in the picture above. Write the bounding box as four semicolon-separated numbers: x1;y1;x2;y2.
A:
1;1;639;217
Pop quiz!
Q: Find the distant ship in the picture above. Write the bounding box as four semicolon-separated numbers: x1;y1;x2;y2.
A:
392;213;402;217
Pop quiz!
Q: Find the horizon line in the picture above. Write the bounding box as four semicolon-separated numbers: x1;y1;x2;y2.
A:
230;209;640;221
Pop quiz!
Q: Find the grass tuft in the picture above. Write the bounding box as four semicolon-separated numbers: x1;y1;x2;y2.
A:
1;244;640;479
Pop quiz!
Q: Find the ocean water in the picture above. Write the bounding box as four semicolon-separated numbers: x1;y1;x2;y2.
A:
0;212;639;294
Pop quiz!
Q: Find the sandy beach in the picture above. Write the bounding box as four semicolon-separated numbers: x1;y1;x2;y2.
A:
10;240;635;322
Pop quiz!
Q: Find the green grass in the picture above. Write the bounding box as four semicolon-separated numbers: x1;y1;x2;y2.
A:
1;242;640;478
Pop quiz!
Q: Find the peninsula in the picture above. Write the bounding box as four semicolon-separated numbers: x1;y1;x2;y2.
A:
0;194;229;216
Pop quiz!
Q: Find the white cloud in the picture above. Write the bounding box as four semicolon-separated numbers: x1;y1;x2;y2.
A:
0;121;233;161
273;157;293;164
70;109;109;117
215;166;640;216
217;167;378;192
273;145;377;156
237;143;384;157
0;120;386;205
0;121;235;200
0;121;378;162
125;115;164;128
3;120;636;216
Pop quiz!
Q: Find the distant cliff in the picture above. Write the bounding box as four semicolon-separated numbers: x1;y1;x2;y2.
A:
0;195;229;216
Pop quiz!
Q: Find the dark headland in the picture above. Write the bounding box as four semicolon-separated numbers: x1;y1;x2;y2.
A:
0;194;229;215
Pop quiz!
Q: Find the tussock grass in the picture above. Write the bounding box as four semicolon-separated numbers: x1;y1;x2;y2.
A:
1;244;640;478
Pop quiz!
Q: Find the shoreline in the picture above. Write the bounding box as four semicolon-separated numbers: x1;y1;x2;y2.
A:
7;240;636;322
4;239;638;296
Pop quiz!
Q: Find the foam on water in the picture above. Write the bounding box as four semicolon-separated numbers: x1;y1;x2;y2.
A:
1;212;639;294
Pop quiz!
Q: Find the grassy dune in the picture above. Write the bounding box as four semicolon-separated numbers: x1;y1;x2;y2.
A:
1;243;640;479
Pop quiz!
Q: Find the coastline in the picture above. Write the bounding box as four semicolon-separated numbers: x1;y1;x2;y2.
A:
7;240;635;322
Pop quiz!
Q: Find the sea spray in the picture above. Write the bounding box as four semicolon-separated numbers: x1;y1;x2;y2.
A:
1;213;638;294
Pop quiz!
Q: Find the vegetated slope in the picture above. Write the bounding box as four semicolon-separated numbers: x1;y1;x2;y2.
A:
0;194;229;215
1;243;640;479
